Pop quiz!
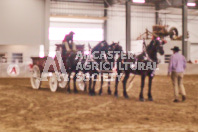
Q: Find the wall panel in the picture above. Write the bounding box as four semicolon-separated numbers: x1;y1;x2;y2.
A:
0;0;45;45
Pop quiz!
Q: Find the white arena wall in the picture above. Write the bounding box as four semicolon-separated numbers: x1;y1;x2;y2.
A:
107;5;155;51
49;3;198;60
107;5;198;49
0;45;40;63
0;0;50;56
0;1;197;77
0;0;46;45
156;64;198;75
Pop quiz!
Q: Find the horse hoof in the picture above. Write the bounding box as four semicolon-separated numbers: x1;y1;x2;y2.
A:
114;94;119;98
89;91;96;96
124;95;129;99
74;90;78;94
148;97;153;101
84;88;87;92
99;90;102;96
67;89;71;93
139;98;145;102
108;90;112;95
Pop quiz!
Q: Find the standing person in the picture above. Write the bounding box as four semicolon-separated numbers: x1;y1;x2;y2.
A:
168;46;187;102
62;31;76;52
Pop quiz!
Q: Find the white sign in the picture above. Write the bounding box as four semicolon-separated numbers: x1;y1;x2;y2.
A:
7;64;20;77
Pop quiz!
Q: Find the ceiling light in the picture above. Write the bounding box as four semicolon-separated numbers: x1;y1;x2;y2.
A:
132;0;145;4
187;2;196;6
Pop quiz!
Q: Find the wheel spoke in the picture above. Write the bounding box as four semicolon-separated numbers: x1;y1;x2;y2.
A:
30;65;41;90
78;71;85;91
49;73;58;92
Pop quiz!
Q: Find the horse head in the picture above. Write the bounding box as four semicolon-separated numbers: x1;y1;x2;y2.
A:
146;39;164;57
156;39;165;55
108;42;123;53
146;39;164;62
92;40;109;54
106;42;123;63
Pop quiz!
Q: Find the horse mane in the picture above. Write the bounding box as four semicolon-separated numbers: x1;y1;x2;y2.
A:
109;42;123;53
91;40;107;53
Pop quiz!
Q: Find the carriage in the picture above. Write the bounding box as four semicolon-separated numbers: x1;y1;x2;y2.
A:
30;44;85;92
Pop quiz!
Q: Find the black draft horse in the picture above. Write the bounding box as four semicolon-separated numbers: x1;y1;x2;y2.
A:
59;44;81;93
111;39;165;101
90;41;124;96
65;52;80;93
98;42;123;95
80;41;109;95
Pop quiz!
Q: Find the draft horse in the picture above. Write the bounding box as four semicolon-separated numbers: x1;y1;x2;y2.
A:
80;41;109;95
113;39;165;101
59;44;82;93
98;42;123;95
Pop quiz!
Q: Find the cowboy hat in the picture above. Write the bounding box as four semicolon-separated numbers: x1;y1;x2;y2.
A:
171;46;181;52
69;31;75;34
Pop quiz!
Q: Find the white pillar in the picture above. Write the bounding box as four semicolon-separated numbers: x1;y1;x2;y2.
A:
44;0;50;56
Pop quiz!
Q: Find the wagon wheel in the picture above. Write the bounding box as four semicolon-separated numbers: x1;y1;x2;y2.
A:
30;65;41;89
169;27;178;40
49;73;58;92
77;71;85;91
58;73;68;88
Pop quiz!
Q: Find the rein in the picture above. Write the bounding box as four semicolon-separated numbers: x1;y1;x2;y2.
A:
142;40;154;62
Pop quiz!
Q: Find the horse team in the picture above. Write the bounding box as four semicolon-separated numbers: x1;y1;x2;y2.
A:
61;38;165;101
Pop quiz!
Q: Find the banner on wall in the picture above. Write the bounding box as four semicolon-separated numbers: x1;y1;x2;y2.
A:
7;64;20;77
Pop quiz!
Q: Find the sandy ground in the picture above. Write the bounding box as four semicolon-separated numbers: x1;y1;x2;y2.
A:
0;75;198;132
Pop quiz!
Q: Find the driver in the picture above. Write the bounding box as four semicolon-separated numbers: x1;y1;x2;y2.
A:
62;31;76;52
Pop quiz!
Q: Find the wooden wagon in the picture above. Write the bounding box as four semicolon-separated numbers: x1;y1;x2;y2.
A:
30;44;85;92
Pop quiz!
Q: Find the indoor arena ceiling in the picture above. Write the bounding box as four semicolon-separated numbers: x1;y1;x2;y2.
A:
51;0;198;9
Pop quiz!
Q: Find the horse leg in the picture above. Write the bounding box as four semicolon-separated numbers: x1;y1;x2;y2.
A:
107;74;112;95
148;75;154;101
73;71;78;93
89;73;92;95
67;72;71;93
114;71;120;97
99;74;103;95
123;72;129;98
92;74;97;96
84;73;87;92
139;75;146;101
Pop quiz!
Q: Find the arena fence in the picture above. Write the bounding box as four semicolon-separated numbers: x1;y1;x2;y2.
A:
0;63;198;78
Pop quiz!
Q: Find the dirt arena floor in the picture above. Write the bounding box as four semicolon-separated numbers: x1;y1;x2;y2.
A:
0;75;198;132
